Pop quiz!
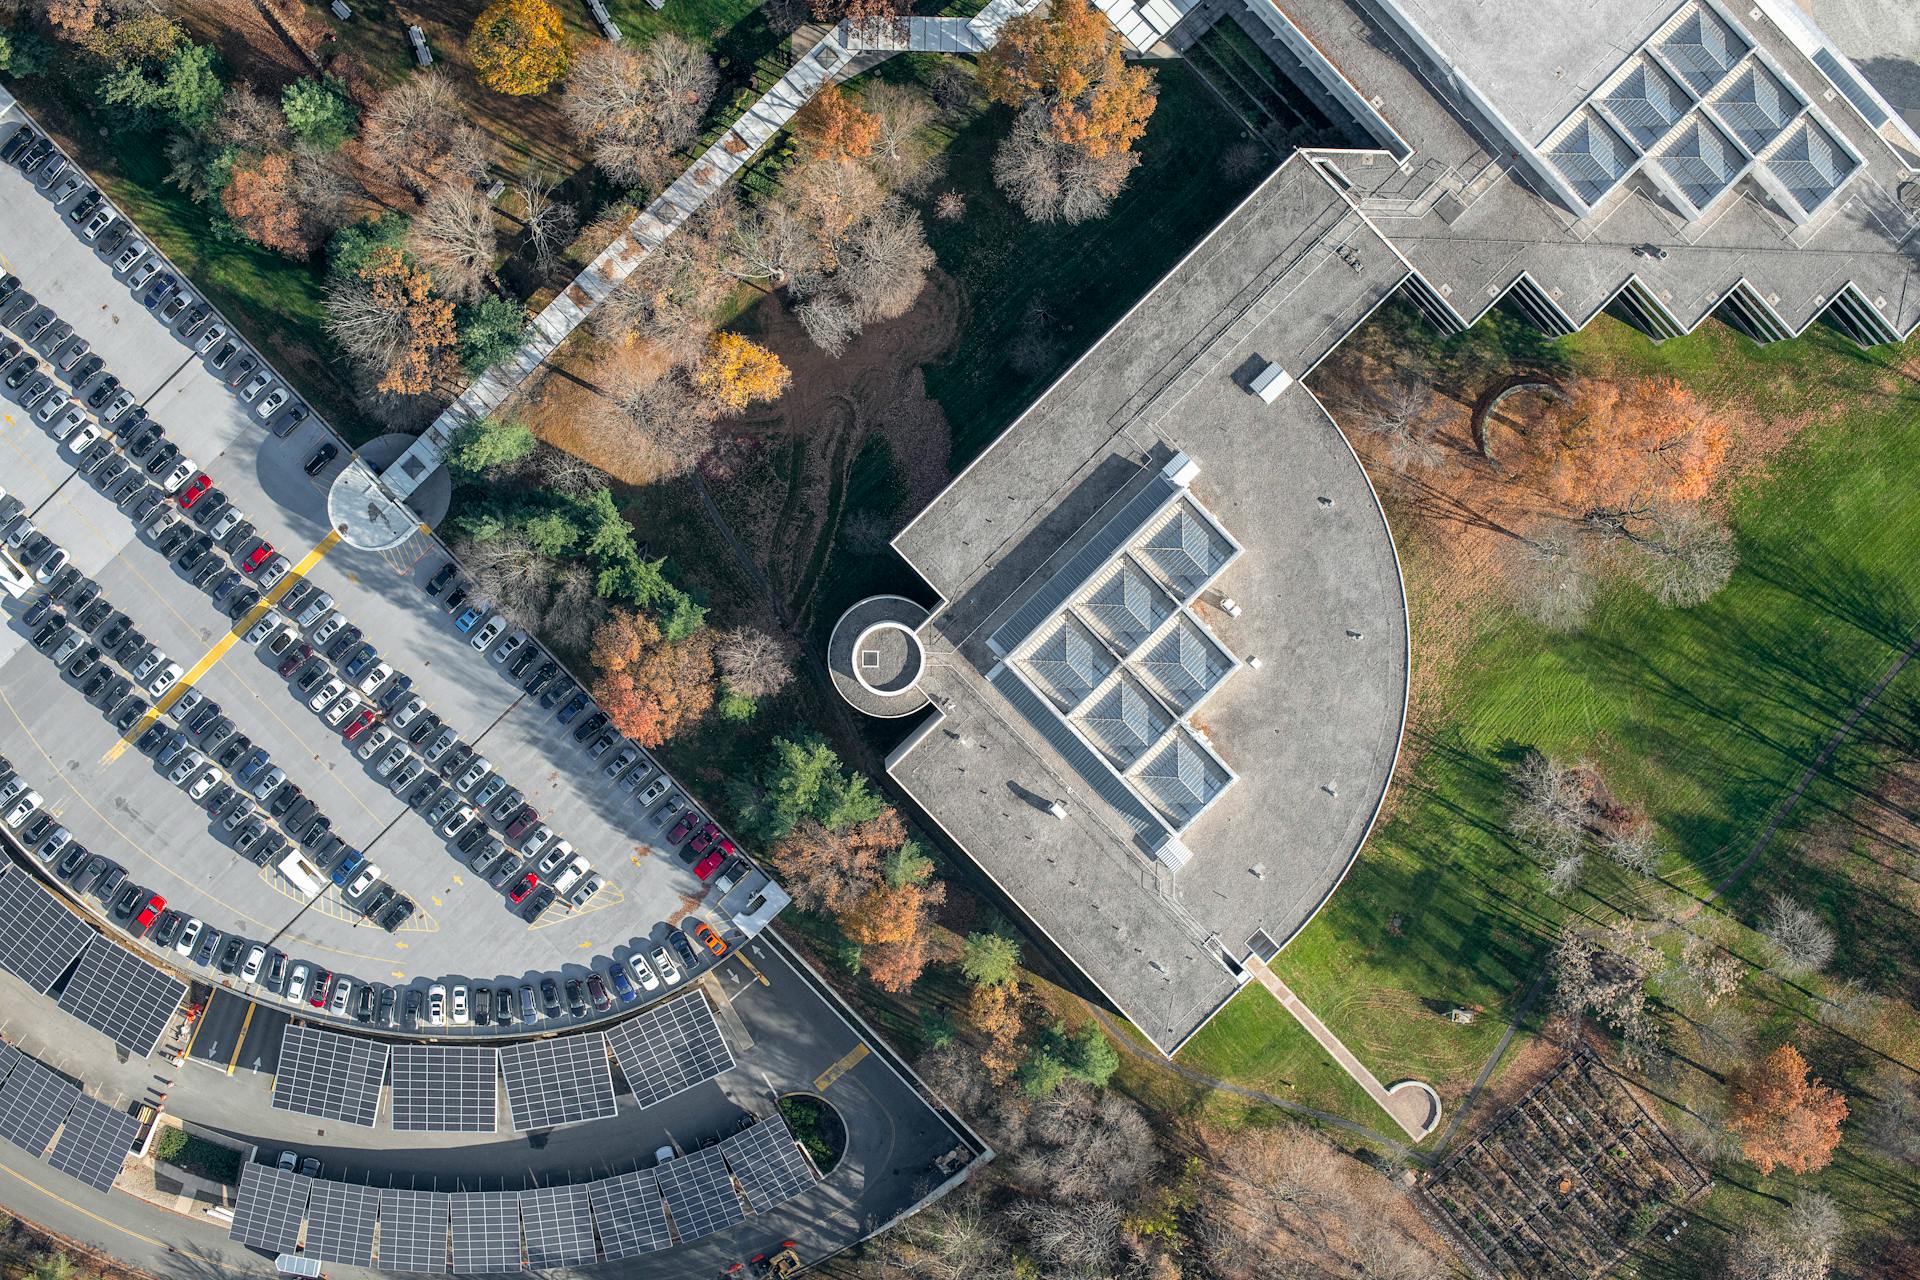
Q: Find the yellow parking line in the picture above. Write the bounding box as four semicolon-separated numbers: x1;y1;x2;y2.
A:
813;1043;868;1092
226;999;255;1075
101;528;344;762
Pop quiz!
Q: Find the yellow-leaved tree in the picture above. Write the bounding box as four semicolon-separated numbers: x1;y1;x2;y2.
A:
691;332;791;415
468;0;570;97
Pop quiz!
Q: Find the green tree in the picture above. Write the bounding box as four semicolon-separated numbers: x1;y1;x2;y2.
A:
523;509;581;555
1019;1021;1119;1095
961;932;1021;988
717;689;756;722
328;214;412;277
445;416;536;477
457;296;528;375
282;77;358;149
1067;1022;1119;1087
0;30;53;76
29;1254;75;1280
99;41;224;128
883;840;934;888
1017;1040;1069;1098
735;733;886;842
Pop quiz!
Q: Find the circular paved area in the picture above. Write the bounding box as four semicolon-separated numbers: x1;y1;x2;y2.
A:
828;596;931;718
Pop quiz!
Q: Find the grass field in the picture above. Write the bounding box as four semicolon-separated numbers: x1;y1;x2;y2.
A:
1174;312;1920;1155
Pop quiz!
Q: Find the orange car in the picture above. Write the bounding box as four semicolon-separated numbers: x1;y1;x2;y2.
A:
691;921;727;957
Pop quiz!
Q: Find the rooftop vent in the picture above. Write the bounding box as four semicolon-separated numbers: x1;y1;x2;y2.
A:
1249;362;1293;404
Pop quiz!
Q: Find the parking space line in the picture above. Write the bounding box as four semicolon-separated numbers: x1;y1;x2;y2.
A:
813;1043;869;1092
225;999;254;1075
102;527;343;762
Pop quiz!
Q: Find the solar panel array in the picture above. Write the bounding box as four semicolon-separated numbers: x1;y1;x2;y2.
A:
520;1185;596;1269
587;1169;672;1259
230;1163;312;1254
720;1116;816;1213
0;1040;20;1087
46;1093;140;1192
606;991;736;1109
657;1146;745;1241
390;1046;498;1133
272;1022;389;1128
449;1190;521;1274
56;937;186;1057
499;1035;615;1131
0;1053;78;1158
306;1179;380;1266
377;1188;451;1273
0;866;94;992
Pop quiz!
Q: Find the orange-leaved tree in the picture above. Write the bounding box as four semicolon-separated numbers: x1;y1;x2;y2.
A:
222;151;312;257
968;983;1024;1082
691;331;790;415
844;878;945;993
361;247;459;395
769;809;904;918
794;84;881;160
468;0;570;96
1539;377;1729;518
588;609;716;748
1728;1043;1847;1175
980;0;1156;158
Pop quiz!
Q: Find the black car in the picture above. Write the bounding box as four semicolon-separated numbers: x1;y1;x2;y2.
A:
79;668;112;702
45;566;82;602
268;784;301;819
85;375;120;409
91;457;129;491
224;354;257;387
21;595;56;629
66;190;101;224
91;861;126;902
303;443;338;476
507;645;540;680
215;733;253;771
375;984;397;1025
573;711;609;743
208;340;237;370
442;584;468;614
669;929;700;970
143;442;180;476
556;690;588;721
127;422;164;459
186;701;222;735
220;519;256;553
98;678;135;714
111;627;145;664
201;782;235;817
473;986;492;1027
110;882;142;922
189;560;222;591
325;625;363;662
136;722;171;755
112;697;147;731
299;815;332;849
405;713;441;747
405;778;441;811
151;910;185;950
66;645;101;680
563;978;587;1017
360;884;396;920
177;534;215;571
190;489;227;525
156;528;192;564
402;988;422;1031
378;897;415;933
353;984;376;1023
0;127;30;164
524;886;556;921
425;562;456;596
194;928;223;967
540;978;563;1018
3;354;38;389
96;612;131;650
31;617;65;651
217;936;245;974
226;587;261;619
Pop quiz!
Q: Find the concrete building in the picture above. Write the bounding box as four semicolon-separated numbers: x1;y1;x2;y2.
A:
832;0;1919;1055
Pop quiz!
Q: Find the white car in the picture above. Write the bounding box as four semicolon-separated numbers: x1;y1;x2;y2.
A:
33;547;68;585
427;983;446;1027
328;977;352;1016
195;321;225;354
450;984;469;1025
240;371;272;402
130;649;164;682
355;726;393;762
4;792;43;829
64;423;100;456
114;240;147;273
536;842;573;877
250;766;286;800
322;691;361;727
175;918;203;958
627;952;660;991
284;962;309;1005
240;945;265;984
356;661;392;697
438;805;476;838
50;631;83;666
422;727;459;764
186;767;220;800
552;855;589;895
294;591;333;628
651;945;682;986
55;406;87;439
308;677;346;713
160;459;195;493
374;744;408;778
126;257;158;289
257;555;291;589
310;612;346;647
469;615;506;652
255;387;288;419
146;661;183;697
453;756;492;793
345;864;380;898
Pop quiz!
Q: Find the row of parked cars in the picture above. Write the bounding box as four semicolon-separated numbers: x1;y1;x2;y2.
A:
1;123;309;434
0;751;171;941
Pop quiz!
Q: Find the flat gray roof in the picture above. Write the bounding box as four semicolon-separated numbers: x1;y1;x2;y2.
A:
891;159;1411;1053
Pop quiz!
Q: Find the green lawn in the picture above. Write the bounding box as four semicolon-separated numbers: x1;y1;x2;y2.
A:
1179;312;1920;1142
1177;985;1386;1126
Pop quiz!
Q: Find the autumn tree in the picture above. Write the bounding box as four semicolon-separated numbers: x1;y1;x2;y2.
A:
1729;1043;1847;1175
768;809;905;916
992;102;1138;225
1538;378;1729;519
593;366;720;481
222;151;313;256
363;75;491;198
562;38;716;189
324;245;459;401
713;625;795;701
587;609;716;748
690;331;789;414
967;983;1024;1083
795;84;881;160
981;0;1156;157
408;181;497;301
845;873;944;992
468;0;570;96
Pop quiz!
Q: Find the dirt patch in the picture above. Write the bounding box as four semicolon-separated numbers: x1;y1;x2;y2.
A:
177;0;319;92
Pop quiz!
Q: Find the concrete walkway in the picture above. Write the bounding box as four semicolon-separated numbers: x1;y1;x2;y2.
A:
1250;962;1440;1141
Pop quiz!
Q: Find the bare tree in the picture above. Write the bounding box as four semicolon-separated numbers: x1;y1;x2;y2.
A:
408;181;496;301
515;169;578;275
290;141;360;235
726;197;817;288
992;103;1137;225
452;529;553;630
1630;503;1736;606
1759;895;1835;979
562;38;717;190
1508;749;1587;883
593;367;720;479
594;202;737;360
1011;1085;1156;1203
1601;822;1663;876
1348;368;1441;473
867;1187;1008;1280
536;445;606;498
789;199;933;354
363;74;491;198
1549;922;1660;1064
1727;1190;1842;1280
1670;932;1744;1009
1814;976;1876;1031
715;626;795;701
864;80;941;194
324;268;413;377
796;295;860;357
1860;1062;1920;1165
542;562;605;655
1004;1198;1123;1272
1510;528;1597;632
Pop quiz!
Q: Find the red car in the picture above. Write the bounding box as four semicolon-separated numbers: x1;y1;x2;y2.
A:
243;542;275;574
509;872;537;904
132;894;166;935
342;708;376;741
668;809;700;844
175;474;212;509
309;970;332;1008
505;806;540;841
693;849;725;882
689;821;720;856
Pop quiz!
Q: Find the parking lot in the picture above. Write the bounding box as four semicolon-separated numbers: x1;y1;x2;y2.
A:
0;111;759;1032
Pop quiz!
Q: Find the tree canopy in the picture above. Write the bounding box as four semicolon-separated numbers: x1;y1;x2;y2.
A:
468;0;571;96
1729;1043;1847;1175
691;332;790;414
587;610;716;747
281;77;357;149
981;0;1155;157
446;416;537;478
735;733;887;842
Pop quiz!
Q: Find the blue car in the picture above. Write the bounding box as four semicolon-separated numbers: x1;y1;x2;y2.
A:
454;606;482;633
330;850;365;887
608;965;637;1004
143;273;176;308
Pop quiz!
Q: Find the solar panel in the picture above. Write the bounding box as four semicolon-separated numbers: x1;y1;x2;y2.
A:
520;1184;597;1269
272;1022;388;1128
449;1190;521;1274
721;1116;816;1213
390;1046;498;1133
606;991;735;1109
0;865;95;992
0;1053;78;1157
499;1035;615;1131
377;1188;451;1273
56;937;186;1057
0;1040;21;1087
305;1179;379;1266
657;1147;745;1241
587;1170;671;1259
230;1163;312;1254
46;1093;140;1192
